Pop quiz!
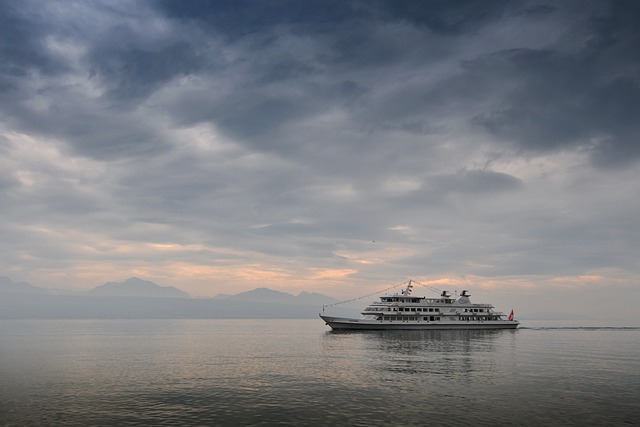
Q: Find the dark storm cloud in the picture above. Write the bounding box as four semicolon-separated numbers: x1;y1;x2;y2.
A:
2;0;638;166
0;1;68;80
469;1;640;168
88;41;205;103
0;1;189;161
379;0;515;34
156;0;357;37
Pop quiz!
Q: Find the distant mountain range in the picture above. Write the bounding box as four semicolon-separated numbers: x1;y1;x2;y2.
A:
0;276;350;319
88;277;189;298
214;287;337;306
0;276;49;294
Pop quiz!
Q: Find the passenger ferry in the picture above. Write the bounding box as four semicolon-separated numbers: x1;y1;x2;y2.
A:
320;280;518;330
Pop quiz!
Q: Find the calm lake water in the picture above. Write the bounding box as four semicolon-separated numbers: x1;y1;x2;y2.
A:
1;319;638;426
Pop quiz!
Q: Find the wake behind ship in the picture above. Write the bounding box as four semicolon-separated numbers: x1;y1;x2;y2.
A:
320;280;518;330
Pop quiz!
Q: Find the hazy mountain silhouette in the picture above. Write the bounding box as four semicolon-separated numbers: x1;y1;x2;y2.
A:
225;287;295;303
0;276;48;294
88;277;190;298
216;287;337;306
0;275;356;319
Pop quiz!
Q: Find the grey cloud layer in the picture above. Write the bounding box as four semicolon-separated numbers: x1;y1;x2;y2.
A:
1;0;639;294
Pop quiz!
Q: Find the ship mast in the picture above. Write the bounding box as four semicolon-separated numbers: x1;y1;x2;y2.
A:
402;279;414;296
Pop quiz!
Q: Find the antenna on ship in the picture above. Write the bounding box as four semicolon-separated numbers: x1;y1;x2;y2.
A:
402;279;414;295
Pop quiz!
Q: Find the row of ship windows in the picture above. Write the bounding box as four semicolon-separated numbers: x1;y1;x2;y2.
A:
365;307;441;312
376;316;501;322
381;298;423;303
381;298;456;304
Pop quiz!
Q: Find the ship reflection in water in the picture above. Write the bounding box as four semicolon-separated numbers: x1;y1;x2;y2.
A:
324;328;515;380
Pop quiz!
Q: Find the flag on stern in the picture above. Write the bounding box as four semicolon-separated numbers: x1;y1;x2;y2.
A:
508;309;514;321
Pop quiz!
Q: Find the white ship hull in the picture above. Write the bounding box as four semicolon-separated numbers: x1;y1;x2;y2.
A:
321;281;518;331
320;314;519;330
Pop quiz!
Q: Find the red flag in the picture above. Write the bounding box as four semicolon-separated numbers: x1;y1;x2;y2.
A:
508;309;514;321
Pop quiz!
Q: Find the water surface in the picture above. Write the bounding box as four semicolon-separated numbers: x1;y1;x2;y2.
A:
1;319;638;426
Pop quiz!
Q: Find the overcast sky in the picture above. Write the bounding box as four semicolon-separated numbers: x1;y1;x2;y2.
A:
1;1;638;317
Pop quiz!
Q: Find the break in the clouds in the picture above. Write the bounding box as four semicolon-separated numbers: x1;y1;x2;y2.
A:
1;0;639;316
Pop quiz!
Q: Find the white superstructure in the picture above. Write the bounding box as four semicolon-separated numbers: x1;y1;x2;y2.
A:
320;280;518;330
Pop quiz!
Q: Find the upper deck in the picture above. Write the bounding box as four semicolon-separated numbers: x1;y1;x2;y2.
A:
372;289;493;309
